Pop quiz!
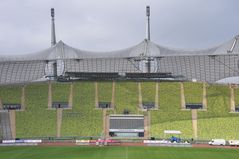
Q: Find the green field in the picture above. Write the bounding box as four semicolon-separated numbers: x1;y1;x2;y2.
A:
0;146;239;159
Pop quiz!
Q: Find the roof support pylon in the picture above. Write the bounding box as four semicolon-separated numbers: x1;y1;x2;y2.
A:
51;8;56;46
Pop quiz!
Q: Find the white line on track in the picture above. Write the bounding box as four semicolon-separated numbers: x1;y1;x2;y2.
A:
125;146;128;159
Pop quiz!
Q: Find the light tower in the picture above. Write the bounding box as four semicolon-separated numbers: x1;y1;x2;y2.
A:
51;8;56;46
146;6;151;73
50;8;57;79
146;6;151;41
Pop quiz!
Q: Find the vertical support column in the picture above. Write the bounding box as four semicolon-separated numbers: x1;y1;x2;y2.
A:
191;109;198;139
95;82;99;108
48;81;52;109
180;82;186;109
9;110;16;139
21;86;25;110
138;82;143;109
202;83;207;110
68;83;73;109
111;81;115;110
230;85;235;112
155;82;159;109
56;108;63;137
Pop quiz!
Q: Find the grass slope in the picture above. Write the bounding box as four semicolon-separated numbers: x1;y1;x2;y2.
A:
98;82;112;103
115;82;139;114
198;84;239;140
98;82;115;114
61;82;103;137
16;84;56;138
141;82;156;103
52;83;70;102
184;82;203;104
0;146;239;159
151;82;193;139
0;85;22;104
1;82;239;140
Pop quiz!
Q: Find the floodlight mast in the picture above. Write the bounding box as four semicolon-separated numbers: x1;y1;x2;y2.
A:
146;6;151;73
51;8;56;46
50;8;57;80
146;6;150;41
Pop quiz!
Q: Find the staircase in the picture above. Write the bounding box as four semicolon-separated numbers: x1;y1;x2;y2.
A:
0;112;12;139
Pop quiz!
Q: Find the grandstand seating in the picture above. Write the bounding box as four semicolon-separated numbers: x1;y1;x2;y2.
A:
52;83;70;102
0;81;239;140
141;82;156;103
114;82;139;114
198;85;239;140
0;85;22;104
15;84;56;138
0;112;12;139
97;82;116;115
150;83;193;139
198;117;239;140
61;82;103;137
98;82;113;105
184;82;203;104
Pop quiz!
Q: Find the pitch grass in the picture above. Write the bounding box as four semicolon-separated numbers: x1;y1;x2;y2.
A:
0;146;239;159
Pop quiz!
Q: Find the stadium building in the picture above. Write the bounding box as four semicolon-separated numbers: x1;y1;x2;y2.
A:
0;7;239;85
1;7;239;141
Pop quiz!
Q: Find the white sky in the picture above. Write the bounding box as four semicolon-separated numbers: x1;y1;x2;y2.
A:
0;0;239;54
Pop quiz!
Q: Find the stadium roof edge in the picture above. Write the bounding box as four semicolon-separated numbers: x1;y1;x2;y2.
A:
0;35;239;62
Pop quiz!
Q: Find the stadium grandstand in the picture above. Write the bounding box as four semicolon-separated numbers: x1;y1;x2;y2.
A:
0;6;239;142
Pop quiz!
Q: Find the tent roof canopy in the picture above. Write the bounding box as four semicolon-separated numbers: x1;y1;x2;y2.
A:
0;35;239;62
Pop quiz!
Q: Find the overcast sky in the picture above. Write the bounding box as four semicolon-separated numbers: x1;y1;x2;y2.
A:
0;0;239;55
